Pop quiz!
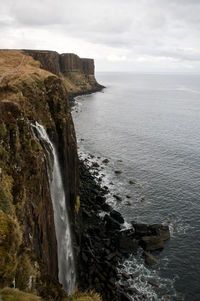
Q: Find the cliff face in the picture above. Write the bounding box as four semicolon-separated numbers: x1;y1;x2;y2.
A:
24;50;103;95
0;50;79;299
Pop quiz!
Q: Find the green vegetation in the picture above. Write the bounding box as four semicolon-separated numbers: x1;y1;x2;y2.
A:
75;195;80;215
0;288;42;301
0;210;22;286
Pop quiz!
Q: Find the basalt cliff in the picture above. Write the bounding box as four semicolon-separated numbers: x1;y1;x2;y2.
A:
0;49;102;301
0;50;170;301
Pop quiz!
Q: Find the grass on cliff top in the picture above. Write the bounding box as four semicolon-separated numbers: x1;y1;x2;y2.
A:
0;288;42;301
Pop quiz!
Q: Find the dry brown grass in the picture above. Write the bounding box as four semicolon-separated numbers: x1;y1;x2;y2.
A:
0;288;42;301
65;290;102;301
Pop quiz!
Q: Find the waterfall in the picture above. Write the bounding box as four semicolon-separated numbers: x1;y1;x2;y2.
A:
31;122;76;295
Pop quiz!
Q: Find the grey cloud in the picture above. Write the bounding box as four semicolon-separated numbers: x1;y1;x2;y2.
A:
1;0;200;71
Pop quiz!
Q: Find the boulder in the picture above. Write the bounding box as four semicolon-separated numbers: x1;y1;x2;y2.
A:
102;159;109;164
118;237;138;254
131;222;149;237
143;251;158;265
148;279;159;288
115;170;122;174
104;214;121;231
96;195;106;204
113;195;122;201
149;224;170;241
140;236;164;251
110;210;124;224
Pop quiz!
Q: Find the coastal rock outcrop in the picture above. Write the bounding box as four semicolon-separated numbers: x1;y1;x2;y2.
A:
24;50;103;96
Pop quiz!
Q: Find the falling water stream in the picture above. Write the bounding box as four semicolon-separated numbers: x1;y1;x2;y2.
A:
31;122;76;295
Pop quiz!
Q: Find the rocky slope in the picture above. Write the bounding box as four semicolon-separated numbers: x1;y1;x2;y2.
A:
0;49;89;300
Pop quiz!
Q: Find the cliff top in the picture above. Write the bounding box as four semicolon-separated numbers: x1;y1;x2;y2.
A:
0;50;53;87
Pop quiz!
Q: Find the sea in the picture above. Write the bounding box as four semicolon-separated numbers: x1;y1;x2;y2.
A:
71;72;200;301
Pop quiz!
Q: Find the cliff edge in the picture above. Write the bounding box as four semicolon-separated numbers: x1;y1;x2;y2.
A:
23;50;104;96
0;50;81;300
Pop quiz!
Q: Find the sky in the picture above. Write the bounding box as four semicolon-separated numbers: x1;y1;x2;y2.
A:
1;0;200;72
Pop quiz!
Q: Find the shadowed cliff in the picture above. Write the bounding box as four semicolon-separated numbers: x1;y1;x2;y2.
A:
23;50;103;95
0;50;80;300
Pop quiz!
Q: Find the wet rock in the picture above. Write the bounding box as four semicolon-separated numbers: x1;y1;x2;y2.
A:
120;292;134;301
122;272;130;279
104;214;121;230
149;224;170;241
96;195;106;204
92;162;99;168
115;170;123;174
126;287;140;295
130;272;139;279
118;237;138;254
148;279;159;288
101;202;111;212
140;236;164;251
131;222;149;237
102;159;109;164
110;210;124;224
106;252;118;261
143;251;158;265
82;253;88;263
113;194;122;201
129;180;135;184
126;195;131;199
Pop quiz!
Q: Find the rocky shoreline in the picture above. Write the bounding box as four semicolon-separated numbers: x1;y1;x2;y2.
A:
77;157;170;301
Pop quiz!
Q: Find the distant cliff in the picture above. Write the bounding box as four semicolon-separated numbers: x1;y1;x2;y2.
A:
24;50;103;96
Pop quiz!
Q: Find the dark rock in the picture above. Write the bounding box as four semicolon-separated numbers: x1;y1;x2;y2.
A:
120;228;135;238
132;222;149;237
119;237;138;254
126;195;131;199
120;292;133;301
149;224;170;241
122;272;130;279
148;279;159;288
140;236;164;251
96;195;106;204
110;210;124;224
113;195;122;201
106;252;117;261
115;170;122;174
126;287;140;295
82;253;88;263
102;159;109;164
143;251;158;265
92;162;99;168
104;214;121;230
129;180;135;184
101;202;111;212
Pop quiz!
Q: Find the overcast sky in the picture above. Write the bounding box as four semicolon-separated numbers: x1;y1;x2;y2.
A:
1;0;200;72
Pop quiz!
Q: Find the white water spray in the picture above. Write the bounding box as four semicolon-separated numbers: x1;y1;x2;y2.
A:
31;122;76;295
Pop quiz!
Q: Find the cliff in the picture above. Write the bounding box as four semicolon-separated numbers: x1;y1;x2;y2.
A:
0;50;80;300
24;50;103;96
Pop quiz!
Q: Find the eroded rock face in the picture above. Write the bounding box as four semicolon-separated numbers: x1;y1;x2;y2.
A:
81;58;94;75
0;50;79;299
60;53;82;74
24;50;60;75
25;50;95;76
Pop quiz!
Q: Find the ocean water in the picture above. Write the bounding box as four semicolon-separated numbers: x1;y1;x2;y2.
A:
72;73;200;301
